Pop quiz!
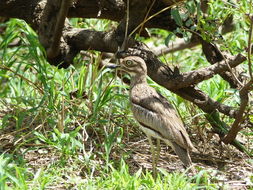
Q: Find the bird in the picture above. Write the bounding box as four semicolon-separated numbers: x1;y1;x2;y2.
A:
108;56;197;176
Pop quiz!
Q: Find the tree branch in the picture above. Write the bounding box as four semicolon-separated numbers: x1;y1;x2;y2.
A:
60;25;240;118
222;14;253;144
153;37;199;56
116;46;238;118
47;0;73;58
222;79;253;144
172;53;246;89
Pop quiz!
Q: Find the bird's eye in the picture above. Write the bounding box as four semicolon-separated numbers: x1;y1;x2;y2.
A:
125;60;133;66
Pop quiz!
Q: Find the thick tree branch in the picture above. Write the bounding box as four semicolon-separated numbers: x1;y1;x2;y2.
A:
116;46;238;118
172;53;246;89
0;0;178;32
201;40;243;89
66;29;118;53
47;0;73;58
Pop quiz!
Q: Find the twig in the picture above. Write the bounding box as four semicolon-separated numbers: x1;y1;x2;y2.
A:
14;123;44;145
139;0;156;37
213;43;244;87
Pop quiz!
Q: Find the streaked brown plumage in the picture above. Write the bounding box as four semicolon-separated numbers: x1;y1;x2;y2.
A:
118;56;196;175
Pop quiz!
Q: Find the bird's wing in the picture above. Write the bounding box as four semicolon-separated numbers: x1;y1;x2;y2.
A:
130;86;196;151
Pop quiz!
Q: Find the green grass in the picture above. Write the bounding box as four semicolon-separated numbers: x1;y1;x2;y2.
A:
0;153;221;190
0;0;253;188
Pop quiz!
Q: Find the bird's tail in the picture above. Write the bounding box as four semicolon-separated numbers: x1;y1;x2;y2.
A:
172;142;192;167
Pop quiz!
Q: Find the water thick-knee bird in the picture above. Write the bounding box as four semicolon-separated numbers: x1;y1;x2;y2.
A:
108;56;197;176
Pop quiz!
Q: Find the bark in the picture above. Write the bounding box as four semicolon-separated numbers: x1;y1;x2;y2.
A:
0;0;178;31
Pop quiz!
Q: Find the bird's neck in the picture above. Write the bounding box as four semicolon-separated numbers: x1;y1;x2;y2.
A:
130;74;147;87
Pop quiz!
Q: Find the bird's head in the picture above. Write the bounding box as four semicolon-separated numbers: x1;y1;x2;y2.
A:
119;56;147;77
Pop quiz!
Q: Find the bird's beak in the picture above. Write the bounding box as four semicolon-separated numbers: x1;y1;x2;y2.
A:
105;64;120;69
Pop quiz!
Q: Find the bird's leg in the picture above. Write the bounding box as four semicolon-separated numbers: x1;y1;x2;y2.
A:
147;135;157;178
154;139;161;170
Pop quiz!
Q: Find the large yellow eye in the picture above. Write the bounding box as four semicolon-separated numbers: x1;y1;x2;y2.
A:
125;60;133;66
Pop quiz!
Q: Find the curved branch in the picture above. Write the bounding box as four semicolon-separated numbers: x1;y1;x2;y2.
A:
172;53;246;89
116;46;238;118
47;0;73;58
223;80;253;144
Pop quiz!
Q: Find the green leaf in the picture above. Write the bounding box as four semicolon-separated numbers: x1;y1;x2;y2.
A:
186;1;196;14
185;19;193;27
165;33;174;46
171;9;183;26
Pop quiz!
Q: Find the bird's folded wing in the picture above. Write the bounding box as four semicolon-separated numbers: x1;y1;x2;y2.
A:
131;92;196;151
131;102;166;137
